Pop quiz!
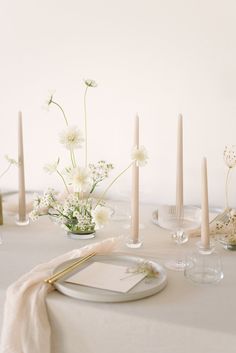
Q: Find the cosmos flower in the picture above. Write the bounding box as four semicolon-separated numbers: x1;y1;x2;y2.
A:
131;145;148;167
70;167;92;193
92;205;112;228
59;126;84;150
43;159;59;174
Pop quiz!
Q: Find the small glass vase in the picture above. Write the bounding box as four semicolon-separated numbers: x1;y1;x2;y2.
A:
65;218;96;240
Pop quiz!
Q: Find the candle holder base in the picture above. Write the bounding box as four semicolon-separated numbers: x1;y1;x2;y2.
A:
184;250;223;284
196;240;215;255
126;237;143;249
16;217;29;226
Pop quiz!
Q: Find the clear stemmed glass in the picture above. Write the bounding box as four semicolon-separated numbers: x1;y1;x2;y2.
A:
158;205;201;271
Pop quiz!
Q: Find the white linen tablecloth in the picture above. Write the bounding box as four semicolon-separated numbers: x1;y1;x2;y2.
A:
0;201;236;353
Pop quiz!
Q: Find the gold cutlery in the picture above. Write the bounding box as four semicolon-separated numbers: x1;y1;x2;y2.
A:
45;251;96;285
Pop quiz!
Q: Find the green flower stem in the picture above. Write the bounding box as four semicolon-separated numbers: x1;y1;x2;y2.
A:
0;162;12;179
56;170;69;193
51;100;69;126
84;86;89;167
49;208;70;220
95;162;134;208
70;150;76;168
225;167;231;210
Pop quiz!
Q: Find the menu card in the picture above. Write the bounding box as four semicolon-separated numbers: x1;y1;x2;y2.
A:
66;262;146;293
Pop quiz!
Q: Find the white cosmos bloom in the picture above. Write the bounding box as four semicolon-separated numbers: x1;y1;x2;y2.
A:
59;126;84;150
131;145;148;167
92;206;112;228
43;160;59;174
71;167;92;192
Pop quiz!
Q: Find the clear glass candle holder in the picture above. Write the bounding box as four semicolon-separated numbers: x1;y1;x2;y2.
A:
184;251;223;284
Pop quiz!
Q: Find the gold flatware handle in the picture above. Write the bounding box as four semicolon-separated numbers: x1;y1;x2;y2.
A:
45;251;96;285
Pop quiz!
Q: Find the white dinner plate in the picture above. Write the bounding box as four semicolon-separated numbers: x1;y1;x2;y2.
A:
53;253;167;303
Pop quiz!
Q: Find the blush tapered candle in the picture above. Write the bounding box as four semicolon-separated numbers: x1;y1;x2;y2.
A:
18;112;27;222
201;157;210;249
176;114;183;218
131;115;139;243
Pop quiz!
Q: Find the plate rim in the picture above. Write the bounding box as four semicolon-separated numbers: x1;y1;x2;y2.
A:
53;252;168;303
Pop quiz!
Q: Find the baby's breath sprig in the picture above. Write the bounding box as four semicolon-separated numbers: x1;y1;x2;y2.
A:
121;260;159;280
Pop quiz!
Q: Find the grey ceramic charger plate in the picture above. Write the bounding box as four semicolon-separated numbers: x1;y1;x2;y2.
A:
53;253;167;303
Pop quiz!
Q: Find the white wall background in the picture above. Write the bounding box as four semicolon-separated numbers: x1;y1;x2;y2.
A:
0;0;236;207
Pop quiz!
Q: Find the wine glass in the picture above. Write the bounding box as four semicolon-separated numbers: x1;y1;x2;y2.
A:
158;205;201;271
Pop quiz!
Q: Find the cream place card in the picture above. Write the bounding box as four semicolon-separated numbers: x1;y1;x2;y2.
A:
65;262;147;293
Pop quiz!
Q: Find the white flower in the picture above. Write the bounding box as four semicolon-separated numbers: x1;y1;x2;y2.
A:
5;155;17;165
92;206;112;228
59;126;84;150
84;79;97;88
224;145;236;168
131;145;148;167
29;210;39;221
71;167;92;192
43;159;59;174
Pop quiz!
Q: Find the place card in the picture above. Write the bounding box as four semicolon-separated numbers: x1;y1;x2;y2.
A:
65;262;147;293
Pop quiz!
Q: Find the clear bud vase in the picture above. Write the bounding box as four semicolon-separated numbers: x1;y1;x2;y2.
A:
65;218;96;240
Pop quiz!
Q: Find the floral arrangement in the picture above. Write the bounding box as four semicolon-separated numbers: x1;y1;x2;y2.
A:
29;80;148;235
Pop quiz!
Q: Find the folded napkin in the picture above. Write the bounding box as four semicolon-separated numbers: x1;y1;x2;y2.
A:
0;236;122;353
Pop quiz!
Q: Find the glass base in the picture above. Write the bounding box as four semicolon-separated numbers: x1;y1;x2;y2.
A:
165;259;186;271
184;251;224;284
15;217;30;226
218;234;236;251
185;269;224;284
126;237;143;248
67;231;96;240
196;240;215;255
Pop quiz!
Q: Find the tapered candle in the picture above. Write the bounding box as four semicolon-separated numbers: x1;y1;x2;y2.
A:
176;114;183;218
131;115;139;243
18;112;27;222
201;157;210;249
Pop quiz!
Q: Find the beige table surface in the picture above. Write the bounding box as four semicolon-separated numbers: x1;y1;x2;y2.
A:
0;201;235;353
